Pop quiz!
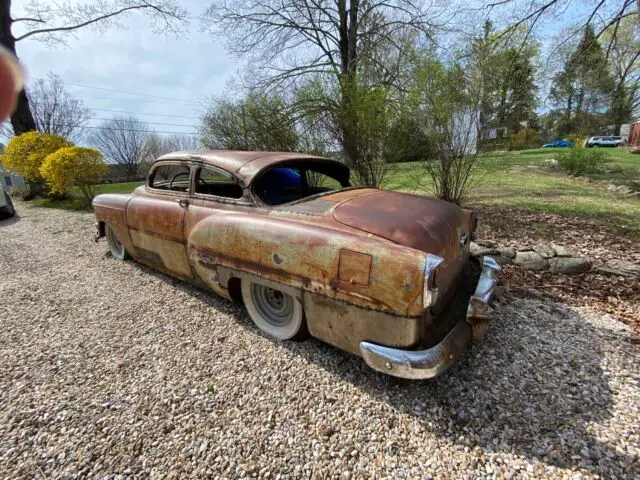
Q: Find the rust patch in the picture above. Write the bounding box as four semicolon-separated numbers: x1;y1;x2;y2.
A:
338;249;372;286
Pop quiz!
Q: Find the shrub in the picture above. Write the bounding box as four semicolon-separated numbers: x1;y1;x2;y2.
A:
1;132;72;185
509;129;541;150
40;147;107;204
556;148;609;176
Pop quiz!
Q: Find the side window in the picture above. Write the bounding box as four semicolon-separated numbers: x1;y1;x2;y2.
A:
4;176;12;187
149;164;190;192
195;166;244;199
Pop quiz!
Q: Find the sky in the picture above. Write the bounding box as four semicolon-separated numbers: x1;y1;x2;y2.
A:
11;0;240;140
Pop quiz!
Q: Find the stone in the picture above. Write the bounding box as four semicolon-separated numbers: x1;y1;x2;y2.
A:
493;255;513;266
534;243;556;259
595;259;640;278
499;247;517;259
514;251;548;271
553;244;576;257
470;242;500;257
549;257;592;275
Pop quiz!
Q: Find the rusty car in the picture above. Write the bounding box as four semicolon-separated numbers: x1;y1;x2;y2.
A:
92;150;500;379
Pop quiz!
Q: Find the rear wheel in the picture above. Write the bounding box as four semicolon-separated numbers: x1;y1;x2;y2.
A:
105;223;130;260
241;279;307;340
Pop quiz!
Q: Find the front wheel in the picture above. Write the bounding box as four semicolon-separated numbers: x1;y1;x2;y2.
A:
105;223;130;260
241;280;307;340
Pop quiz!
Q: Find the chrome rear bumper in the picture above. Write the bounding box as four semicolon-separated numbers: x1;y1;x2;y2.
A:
359;256;500;380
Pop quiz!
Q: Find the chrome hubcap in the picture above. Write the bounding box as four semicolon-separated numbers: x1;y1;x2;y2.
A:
251;284;294;327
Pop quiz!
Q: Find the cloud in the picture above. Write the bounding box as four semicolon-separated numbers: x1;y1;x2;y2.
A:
13;1;240;136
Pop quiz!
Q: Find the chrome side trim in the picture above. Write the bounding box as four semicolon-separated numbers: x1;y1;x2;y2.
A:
359;255;501;380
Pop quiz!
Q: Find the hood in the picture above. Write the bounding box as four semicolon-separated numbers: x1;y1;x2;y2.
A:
332;190;471;259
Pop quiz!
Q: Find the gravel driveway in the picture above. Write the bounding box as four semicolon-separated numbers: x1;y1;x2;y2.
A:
1;204;638;479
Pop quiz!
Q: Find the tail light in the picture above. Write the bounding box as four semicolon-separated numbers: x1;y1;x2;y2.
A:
423;254;443;308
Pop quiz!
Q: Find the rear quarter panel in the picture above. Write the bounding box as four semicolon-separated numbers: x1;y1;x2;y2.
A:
187;213;428;316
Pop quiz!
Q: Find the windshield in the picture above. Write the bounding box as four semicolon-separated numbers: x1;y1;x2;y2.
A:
253;160;350;206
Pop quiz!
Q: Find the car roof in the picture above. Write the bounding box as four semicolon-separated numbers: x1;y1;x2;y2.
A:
154;149;343;184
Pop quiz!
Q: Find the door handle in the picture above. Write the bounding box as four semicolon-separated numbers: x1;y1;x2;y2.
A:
178;198;189;208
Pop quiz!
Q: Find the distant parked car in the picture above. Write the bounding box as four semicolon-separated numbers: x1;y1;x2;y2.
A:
542;140;574;148
585;136;624;148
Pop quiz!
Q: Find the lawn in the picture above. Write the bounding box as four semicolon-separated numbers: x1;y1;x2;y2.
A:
30;181;144;210
384;148;640;237
25;148;640;237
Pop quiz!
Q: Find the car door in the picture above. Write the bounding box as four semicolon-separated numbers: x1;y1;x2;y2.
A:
126;160;194;280
183;163;252;285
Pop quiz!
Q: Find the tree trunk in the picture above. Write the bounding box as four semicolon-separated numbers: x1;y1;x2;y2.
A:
0;0;37;135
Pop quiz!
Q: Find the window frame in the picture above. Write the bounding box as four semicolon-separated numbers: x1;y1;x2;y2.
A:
146;160;193;197
190;162;252;206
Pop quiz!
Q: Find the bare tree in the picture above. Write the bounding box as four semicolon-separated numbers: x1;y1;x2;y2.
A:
0;0;188;135
202;0;442;186
488;0;637;57
145;133;199;159
89;116;152;178
27;72;90;141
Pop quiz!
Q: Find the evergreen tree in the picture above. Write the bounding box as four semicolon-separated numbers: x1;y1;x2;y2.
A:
550;25;614;134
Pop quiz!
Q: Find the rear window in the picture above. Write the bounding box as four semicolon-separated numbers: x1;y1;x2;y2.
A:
253;161;350;206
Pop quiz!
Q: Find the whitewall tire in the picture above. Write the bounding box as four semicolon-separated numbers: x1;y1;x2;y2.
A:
241;279;306;340
105;223;130;260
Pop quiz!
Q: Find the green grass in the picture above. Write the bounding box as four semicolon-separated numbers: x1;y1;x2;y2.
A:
385;148;640;237
29;181;144;210
22;149;640;237
97;181;145;194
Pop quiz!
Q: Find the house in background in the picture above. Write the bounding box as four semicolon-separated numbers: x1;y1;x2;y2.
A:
0;143;26;189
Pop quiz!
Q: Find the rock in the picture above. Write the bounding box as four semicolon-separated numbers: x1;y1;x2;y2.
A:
470;242;500;257
534;243;556;259
492;255;513;266
549;257;592;275
514;251;548;271
595;259;640;278
499;247;517;259
552;244;576;257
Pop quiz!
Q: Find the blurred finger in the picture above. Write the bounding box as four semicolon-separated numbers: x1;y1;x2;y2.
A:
0;45;24;123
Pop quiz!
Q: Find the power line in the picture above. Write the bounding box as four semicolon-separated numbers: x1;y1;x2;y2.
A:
84;117;198;128
22;123;200;136
31;77;204;105
86;107;203;119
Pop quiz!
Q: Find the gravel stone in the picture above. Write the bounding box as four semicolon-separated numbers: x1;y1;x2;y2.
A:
595;259;640;278
514;250;549;270
470;242;500;257
549;257;592;275
499;247;517;259
1;204;638;479
553;244;577;257
534;243;556;259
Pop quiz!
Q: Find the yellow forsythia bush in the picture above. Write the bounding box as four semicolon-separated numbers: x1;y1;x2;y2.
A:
1;131;72;183
40;147;107;203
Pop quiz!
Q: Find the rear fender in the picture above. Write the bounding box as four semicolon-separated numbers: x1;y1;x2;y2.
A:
186;213;426;316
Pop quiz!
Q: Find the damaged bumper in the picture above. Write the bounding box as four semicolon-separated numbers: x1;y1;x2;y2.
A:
359;256;501;380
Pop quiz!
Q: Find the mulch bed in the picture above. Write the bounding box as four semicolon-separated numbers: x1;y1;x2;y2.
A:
475;207;640;335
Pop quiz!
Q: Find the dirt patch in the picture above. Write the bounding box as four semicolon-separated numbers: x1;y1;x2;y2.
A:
477;206;640;333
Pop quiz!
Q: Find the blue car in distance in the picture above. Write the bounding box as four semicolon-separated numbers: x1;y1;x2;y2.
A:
542;140;574;148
